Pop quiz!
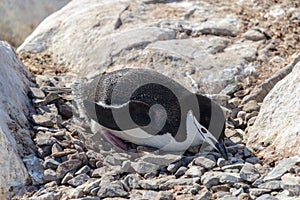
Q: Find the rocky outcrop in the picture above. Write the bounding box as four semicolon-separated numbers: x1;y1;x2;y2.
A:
0;0;70;46
247;59;300;160
0;41;32;198
18;0;263;94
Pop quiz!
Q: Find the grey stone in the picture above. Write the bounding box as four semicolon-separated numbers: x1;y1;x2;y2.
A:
280;173;300;196
230;136;242;144
198;188;212;200
226;144;243;155
148;192;171;200
205;94;230;107
23;154;44;185
264;156;300;181
245;157;261;164
249;188;271;198
252;177;265;187
29;87;45;99
83;179;101;194
281;173;300;184
104;155;123;166
220;83;243;96
222;163;244;171
238;193;251;200
217;158;229;168
193;156;216;169
43;169;57;182
231;187;244;196
33;93;60;106
68;152;88;165
137;190;173;200
142;191;160;200
228;97;242;108
44;181;57;188
97;181;128;198
131;161;160;175
30;192;55;200
75;197;100;200
219;195;238;200
119;160;131;173
185;166;205;178
58;102;73;119
245;111;259;122
91;166;108;178
243;29;266;41
240;162;261;182
256;194;278;200
225;128;239;138
51;143;63;154
124;174;142;189
144;171;157;179
215;191;233;199
90;187;100;196
67;187;84;198
174;166;188;178
75;165;91;175
247;116;257;126
159;178;199;190
139;180;159;190
242;100;260;112
195;16;240;37
43;158;60;170
34;131;57;146
275;190;295;200
56;159;83;178
51;149;77;158
237;111;246;121
67;174;90;187
258;181;282;190
211;184;230;192
220;173;242;185
61;172;73;184
32;114;54;127
95;161;103;168
140;154;181;166
201;171;221;188
158;191;174;200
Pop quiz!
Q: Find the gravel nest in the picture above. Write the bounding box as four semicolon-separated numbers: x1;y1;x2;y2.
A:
10;73;300;200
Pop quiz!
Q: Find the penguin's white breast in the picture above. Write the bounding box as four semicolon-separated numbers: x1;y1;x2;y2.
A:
90;111;203;152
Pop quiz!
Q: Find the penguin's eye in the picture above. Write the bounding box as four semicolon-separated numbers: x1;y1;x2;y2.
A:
201;128;207;134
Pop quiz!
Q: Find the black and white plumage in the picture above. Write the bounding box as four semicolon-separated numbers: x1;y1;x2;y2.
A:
83;68;228;159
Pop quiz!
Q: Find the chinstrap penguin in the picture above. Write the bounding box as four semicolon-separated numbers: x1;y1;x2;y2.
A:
83;68;228;160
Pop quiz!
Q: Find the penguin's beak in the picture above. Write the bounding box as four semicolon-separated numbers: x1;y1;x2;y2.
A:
203;134;228;160
215;141;228;160
192;115;228;160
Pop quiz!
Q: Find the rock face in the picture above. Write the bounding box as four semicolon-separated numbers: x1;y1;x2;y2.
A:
0;41;31;198
247;61;300;159
18;0;262;94
0;0;70;46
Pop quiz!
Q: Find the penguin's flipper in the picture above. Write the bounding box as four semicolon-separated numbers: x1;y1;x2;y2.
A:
83;99;151;131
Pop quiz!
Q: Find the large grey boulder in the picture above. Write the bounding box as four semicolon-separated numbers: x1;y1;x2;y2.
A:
0;0;70;46
18;0;262;94
246;59;300;159
0;41;31;199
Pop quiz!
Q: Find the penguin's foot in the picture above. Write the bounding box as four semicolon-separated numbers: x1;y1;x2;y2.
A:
102;130;129;151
